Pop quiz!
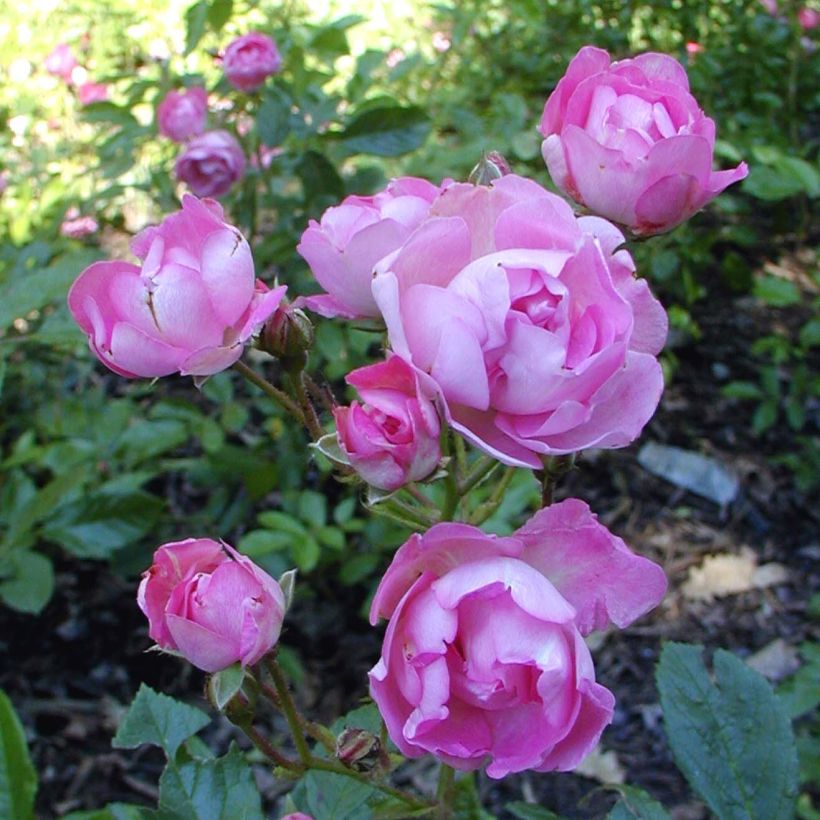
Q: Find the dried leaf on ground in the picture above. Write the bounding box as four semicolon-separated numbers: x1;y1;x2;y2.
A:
681;547;788;601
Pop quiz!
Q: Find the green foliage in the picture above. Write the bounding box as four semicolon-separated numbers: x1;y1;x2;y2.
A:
657;642;799;820
605;786;670;820
158;743;264;820
0;689;37;820
292;770;375;820
113;684;210;759
507;804;565;819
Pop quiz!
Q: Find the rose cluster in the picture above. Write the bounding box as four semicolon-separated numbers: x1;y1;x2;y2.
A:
64;43;745;785
155;31;282;198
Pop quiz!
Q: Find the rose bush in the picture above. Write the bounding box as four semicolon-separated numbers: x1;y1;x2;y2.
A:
157;87;208;142
138;538;285;673
334;355;441;491
369;499;667;777
538;46;748;235
298;177;445;319
222;32;281;92
372;174;668;468
175;130;246;198
68;195;285;377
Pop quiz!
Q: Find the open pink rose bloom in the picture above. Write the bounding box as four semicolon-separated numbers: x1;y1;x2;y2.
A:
175;130;246;198
138;538;285;673
334;355;441;491
222;32;282;92
539;47;748;234
372;174;668;468
298;177;444;319
369;499;667;777
68;195;285;378
157;86;208;142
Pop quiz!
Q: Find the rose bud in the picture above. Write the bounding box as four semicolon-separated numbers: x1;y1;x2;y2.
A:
369;499;667;778
297;177;445;319
372;174;668;468
175;130;246;198
157;87;208;142
335;727;387;773
222;32;281;92
138;538;286;673
45;43;77;82
259;302;314;369
539;46;748;235
68;195;285;378
334;355;441;491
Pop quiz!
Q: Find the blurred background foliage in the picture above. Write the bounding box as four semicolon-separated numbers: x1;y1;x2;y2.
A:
0;0;817;619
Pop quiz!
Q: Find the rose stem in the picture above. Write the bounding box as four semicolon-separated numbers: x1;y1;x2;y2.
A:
435;764;456;819
266;656;313;766
233;360;305;424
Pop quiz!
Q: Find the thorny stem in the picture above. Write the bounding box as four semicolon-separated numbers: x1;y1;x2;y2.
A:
404;483;438;509
257;678;334;754
303;372;335;414
243;721;304;773
289;370;324;441
232;360;304;424
469;466;516;526
436;764;456;819
371;497;437;530
539;453;576;507
458;455;500;496
266;656;312;765
440;432;460;522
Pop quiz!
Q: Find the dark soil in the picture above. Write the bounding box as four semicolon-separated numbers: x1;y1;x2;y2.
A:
2;260;818;819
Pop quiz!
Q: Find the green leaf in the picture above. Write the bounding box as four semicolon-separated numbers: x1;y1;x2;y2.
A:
743;166;807;201
0;550;54;614
507;803;564;819
117;419;190;464
206;0;233;32
297;151;344;202
113;684;209;759
290;532;320;572
657;642;799;820
752;401;779;436
298;490;327;525
452;772;493;819
777;643;820;719
799;319;820;349
0;249;101;332
184;1;209;55
338;105;431;157
606;785;670;819
207;664;245;711
257;89;291;146
158;743;263;820
0;689;37;820
753;275;800;307
63;804;149;820
43;491;164;559
237;529;290;556
298;769;374;820
721;381;763;400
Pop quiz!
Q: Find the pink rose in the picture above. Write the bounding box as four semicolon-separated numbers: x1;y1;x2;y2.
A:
334;356;441;491
45;43;77;82
222;32;281;92
175;130;246;198
138;538;285;673
68;195;286;378
77;82;109;106
157;87;208;142
281;815;313;820
297;177;444;319
760;0;778;15
372;174;668;469
539;46;748;235
60;208;99;238
799;7;820;29
369;499;667;777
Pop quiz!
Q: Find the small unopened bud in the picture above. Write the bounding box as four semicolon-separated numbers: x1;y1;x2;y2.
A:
468;151;511;185
335;727;387;773
259;303;314;371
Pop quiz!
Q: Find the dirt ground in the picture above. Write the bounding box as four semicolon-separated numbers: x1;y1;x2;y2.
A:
2;269;818;819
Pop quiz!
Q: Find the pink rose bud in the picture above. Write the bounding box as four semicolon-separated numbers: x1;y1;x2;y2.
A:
297;177;444;319
334;356;441;491
369;499;667;778
175;130;246;198
760;0;778;15
372;174;669;469
222;32;281;92
799;7;820;29
157;87;208;142
45;43;77;82
138;539;286;673
77;82;109;105
281;815;313;820
539;46;748;235
60;212;99;238
68;195;286;378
